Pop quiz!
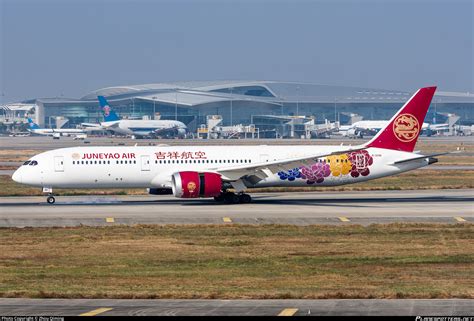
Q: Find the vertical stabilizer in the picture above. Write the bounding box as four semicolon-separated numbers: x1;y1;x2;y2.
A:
365;86;436;152
98;96;120;122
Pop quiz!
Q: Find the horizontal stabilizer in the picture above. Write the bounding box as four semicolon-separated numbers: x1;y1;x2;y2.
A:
390;152;456;165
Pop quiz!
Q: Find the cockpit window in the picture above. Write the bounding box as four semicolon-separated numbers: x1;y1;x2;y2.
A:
29;160;38;166
23;161;31;165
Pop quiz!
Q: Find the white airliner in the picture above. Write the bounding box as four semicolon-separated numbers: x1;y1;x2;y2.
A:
27;118;87;139
82;96;187;138
339;120;429;138
13;87;445;204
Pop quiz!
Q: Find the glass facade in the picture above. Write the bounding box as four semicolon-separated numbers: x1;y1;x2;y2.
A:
29;82;473;129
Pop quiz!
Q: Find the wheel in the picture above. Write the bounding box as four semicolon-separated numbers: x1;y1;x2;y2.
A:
224;192;239;204
214;194;225;203
239;193;252;204
46;196;55;204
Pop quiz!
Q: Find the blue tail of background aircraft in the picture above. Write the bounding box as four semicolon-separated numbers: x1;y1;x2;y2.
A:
98;96;120;122
27;118;40;130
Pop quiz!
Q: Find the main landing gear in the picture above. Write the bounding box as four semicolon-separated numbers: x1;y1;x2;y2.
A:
214;192;252;204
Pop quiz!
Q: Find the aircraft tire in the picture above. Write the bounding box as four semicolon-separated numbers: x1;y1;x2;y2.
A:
239;194;252;204
47;196;56;204
224;192;239;204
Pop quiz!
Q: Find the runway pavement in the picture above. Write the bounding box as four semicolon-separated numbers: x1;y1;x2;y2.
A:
0;298;472;316
0;189;472;227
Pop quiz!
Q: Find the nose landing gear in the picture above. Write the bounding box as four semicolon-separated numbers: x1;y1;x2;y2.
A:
43;187;55;204
46;195;56;204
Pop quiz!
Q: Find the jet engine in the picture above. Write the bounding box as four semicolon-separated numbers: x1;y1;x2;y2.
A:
171;171;222;198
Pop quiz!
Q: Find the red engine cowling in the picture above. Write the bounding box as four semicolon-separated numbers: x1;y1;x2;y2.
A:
171;171;222;198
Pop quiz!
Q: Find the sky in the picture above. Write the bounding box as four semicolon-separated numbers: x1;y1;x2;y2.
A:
1;0;472;103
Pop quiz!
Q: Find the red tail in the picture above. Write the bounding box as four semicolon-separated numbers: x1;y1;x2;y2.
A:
366;86;436;152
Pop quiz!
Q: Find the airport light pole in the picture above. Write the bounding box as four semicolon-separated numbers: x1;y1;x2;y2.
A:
152;96;157;120
296;86;300;116
230;87;233;126
175;89;178;121
334;98;337;123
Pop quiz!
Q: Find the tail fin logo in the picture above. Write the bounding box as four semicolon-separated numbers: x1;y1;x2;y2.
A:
393;113;419;142
103;105;111;117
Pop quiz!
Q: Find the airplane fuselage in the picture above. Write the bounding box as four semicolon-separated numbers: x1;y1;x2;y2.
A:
101;120;187;136
12;145;429;190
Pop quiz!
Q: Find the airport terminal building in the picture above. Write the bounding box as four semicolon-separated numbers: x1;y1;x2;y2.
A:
2;81;473;135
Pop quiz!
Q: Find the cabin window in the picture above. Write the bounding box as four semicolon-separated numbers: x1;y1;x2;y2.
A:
23;161;31;166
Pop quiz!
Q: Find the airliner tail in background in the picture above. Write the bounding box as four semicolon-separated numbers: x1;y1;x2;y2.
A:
98;96;120;122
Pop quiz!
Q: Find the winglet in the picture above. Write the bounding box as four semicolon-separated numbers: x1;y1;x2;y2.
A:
365;86;436;152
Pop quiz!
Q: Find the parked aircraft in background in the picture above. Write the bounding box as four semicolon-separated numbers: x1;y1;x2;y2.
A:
14;87;448;205
339;120;430;138
82;96;187;139
27;118;87;139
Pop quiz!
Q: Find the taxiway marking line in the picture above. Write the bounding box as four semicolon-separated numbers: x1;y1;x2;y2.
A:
106;217;115;223
338;217;350;222
454;216;466;222
278;308;298;316
79;308;113;316
223;217;232;223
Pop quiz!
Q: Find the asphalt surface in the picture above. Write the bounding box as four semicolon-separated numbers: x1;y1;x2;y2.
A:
0;190;472;227
0;298;472;316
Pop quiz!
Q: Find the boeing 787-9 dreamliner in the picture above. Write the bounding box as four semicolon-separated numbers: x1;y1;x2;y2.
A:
13;87;444;204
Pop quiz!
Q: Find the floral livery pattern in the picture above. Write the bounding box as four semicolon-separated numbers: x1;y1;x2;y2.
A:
277;150;374;184
347;150;373;177
326;154;352;176
277;167;301;181
300;162;331;184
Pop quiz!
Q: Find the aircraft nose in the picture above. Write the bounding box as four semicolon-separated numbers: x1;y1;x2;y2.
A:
12;168;22;184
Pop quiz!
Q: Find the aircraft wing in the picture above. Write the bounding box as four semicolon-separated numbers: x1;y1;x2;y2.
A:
101;122;120;129
209;146;365;182
153;125;179;135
